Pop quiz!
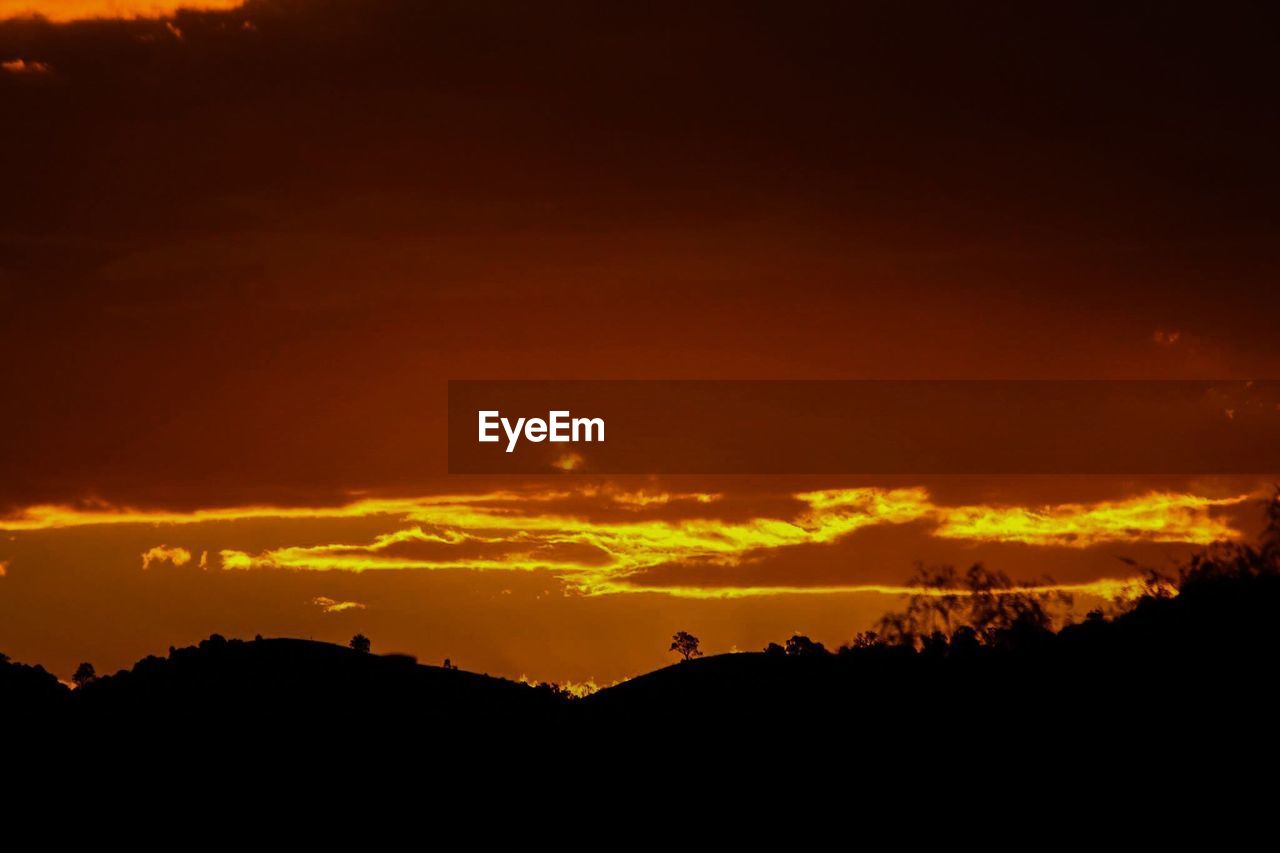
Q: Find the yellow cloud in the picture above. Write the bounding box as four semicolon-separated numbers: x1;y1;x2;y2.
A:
0;1;246;21
795;487;935;542
310;596;367;614
934;492;1247;547
6;486;1251;596
209;487;934;590
575;577;1166;601
0;492;565;531
141;544;192;569
200;486;1248;596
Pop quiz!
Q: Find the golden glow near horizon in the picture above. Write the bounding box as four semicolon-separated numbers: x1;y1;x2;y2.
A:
518;674;607;697
0;1;246;21
1;486;1251;598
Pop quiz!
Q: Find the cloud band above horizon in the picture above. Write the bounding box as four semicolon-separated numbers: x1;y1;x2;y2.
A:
1;485;1253;597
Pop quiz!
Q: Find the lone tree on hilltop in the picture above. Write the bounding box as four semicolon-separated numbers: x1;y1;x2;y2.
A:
669;631;702;662
349;634;371;654
72;661;96;688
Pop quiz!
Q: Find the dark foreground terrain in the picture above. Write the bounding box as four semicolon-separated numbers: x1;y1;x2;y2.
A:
4;562;1278;745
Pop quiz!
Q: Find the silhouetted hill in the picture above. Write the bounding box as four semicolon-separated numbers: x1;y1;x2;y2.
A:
5;566;1280;741
580;565;1280;743
63;635;566;737
581;651;846;717
0;652;67;716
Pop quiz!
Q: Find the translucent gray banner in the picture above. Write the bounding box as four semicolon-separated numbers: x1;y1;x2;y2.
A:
448;380;1280;474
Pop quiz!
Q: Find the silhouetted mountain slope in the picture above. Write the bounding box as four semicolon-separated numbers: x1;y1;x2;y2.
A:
68;636;566;732
581;652;847;718
0;653;67;716
4;555;1279;749
581;569;1280;740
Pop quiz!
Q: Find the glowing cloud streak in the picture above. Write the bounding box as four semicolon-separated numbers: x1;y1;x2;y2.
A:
935;492;1248;547
3;486;1250;596
206;487;1247;595
0;492;571;532
0;1;246;21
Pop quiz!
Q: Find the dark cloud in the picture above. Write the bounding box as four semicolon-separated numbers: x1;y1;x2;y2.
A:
3;1;1280;509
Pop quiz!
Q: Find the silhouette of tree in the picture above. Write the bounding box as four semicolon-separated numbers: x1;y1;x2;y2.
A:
669;631;702;661
536;682;573;700
349;634;371;654
878;562;1072;647
72;661;96;688
1171;488;1280;594
920;630;949;658
1261;487;1280;563
949;624;980;657
784;634;827;657
763;642;786;657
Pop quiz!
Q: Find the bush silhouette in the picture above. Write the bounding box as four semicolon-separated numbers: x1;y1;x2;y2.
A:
784;634;827;657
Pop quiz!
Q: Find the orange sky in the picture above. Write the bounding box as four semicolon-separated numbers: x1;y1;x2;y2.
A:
2;1;1279;685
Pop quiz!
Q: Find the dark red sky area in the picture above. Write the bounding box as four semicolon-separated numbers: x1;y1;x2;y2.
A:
2;2;1279;684
3;1;1279;509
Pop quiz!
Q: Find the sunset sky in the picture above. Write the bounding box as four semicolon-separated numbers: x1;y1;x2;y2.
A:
2;1;1278;687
